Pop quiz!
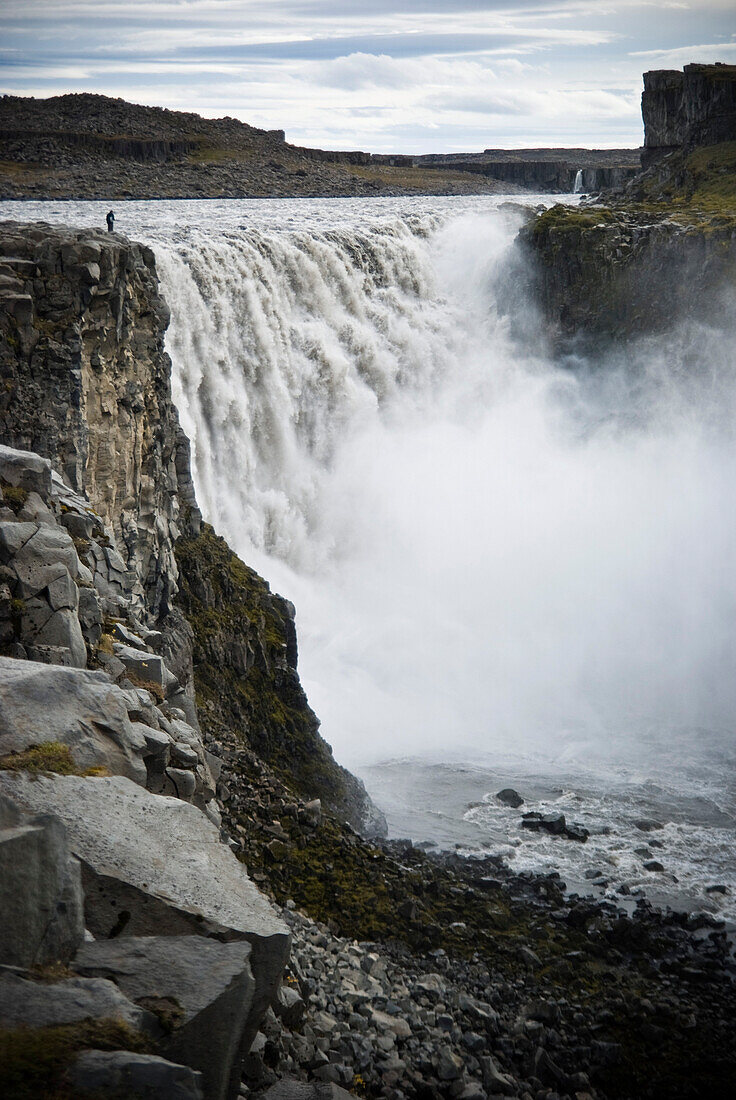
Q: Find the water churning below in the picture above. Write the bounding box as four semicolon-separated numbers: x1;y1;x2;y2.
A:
4;196;735;915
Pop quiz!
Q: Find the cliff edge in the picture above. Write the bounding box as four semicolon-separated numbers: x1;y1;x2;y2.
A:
520;63;736;341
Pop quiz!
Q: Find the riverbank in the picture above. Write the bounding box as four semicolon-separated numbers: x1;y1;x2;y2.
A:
212;727;736;1099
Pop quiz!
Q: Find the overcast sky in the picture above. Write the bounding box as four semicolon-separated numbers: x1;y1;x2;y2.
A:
1;1;734;152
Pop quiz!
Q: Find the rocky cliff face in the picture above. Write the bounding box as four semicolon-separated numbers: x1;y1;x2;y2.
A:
642;63;736;165
0;219;383;1096
0;223;200;619
519;205;736;340
0;220;381;833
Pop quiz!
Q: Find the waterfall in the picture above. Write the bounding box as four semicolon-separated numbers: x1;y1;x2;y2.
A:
573;168;584;193
151;202;736;770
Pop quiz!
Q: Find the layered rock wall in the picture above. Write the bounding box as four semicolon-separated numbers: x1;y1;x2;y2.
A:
0;222;201;619
519;206;736;340
642;63;736;164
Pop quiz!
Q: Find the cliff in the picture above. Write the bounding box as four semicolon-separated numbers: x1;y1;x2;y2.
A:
642;63;736;166
0;221;381;830
519;204;736;340
0;223;198;619
414;149;640;194
521;62;736;341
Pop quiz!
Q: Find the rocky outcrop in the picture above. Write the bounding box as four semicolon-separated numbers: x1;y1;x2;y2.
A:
0;791;83;967
642;63;736;165
70;1050;205;1100
519;205;736;340
174;524;386;837
0;224;199;619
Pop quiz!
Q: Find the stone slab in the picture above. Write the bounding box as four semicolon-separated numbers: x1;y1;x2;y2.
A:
70;1050;204;1100
0;656;147;784
0;969;158;1034
0;773;290;1053
0;793;84;967
74;935;255;1100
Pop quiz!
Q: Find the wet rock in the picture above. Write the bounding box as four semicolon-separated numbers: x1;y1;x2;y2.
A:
496;788;524;808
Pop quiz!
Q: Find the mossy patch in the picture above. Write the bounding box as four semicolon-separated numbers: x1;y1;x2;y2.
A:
0;480;28;514
123;672;164;703
175;524;369;825
627;140;736;214
0;741;109;778
0;1018;151;1100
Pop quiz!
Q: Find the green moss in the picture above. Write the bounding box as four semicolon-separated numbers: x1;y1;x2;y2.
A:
0;480;28;514
0;741;108;778
175;524;358;815
0;1018;151;1100
529;203;617;239
628;141;736;214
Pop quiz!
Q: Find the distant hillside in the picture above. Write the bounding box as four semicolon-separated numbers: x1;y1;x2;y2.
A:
415;148;642;193
0;93;521;200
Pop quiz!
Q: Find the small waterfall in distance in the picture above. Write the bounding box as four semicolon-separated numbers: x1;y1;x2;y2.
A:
154;203;736;772
573;168;584;193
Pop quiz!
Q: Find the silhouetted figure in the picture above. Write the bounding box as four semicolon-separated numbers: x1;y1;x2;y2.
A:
106;210;115;232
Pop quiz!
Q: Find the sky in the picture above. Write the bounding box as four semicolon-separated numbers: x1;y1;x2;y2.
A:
1;1;735;153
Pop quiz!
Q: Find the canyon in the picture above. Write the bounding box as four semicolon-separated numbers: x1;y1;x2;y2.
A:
1;61;735;1100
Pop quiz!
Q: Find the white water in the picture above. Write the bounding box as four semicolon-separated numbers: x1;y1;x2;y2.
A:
574;168;584;193
3;196;736;915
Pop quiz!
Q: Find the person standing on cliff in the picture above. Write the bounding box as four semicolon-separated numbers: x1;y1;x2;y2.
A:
106;210;115;232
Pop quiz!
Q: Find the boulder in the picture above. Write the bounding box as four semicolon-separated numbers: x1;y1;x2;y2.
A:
73;936;254;1100
9;522;80;580
21;603;87;668
70;1050;204;1100
0;970;159;1034
261;1082;354;1100
0;657;148;784
0;444;52;497
0;793;83;967
496;788;524;808
0;773;290;1053
479;1054;517;1095
114;642;168;689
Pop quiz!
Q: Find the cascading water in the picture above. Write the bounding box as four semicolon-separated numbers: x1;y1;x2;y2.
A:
573;168;584;193
3;195;735;913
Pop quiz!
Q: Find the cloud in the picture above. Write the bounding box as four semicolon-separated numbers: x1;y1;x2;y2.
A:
0;0;729;151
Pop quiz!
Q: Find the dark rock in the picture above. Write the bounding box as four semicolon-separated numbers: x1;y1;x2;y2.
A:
73;935;255;1100
70;1050;204;1100
0;793;83;967
496;788;524;808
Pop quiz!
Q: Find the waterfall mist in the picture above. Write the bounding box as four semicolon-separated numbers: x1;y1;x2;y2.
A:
154;202;736;777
